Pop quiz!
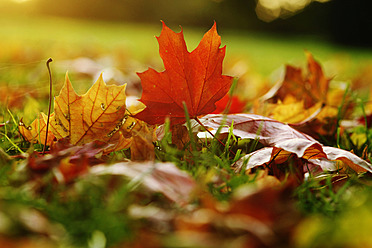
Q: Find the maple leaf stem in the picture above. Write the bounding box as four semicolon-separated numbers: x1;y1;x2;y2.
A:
43;58;53;155
194;117;236;157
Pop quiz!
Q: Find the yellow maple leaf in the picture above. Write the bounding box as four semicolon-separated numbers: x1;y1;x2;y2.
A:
20;73;133;152
52;73;128;145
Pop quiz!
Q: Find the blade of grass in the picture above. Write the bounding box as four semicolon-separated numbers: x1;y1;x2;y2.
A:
3;133;23;154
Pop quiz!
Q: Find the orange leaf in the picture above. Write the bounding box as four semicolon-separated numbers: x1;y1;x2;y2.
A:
19;113;55;146
276;51;330;108
50;73;80;140
212;94;246;114
135;22;233;125
253;52;340;137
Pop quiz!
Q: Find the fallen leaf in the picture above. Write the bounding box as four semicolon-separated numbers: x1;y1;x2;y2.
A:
253;52;343;137
20;74;132;153
90;162;196;205
237;144;372;177
19;113;56;146
52;73;127;145
275;51;330;108
199;114;372;175
266;97;324;124
171;124;192;150
199;113;317;146
317;146;371;173
130;121;156;161
27;138;106;183
212;94;246;114
174;176;299;248
134;21;233;125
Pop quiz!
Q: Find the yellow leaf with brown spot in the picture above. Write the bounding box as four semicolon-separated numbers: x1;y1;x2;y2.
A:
20;74;132;152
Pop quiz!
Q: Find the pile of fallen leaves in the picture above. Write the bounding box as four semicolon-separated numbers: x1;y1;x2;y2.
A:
1;21;372;248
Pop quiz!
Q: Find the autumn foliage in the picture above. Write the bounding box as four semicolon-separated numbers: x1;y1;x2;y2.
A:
134;21;233;125
3;21;372;247
18;21;372;188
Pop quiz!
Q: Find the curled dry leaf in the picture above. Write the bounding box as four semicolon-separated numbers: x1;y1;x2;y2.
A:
199;113;317;146
90;162;196;205
236;145;372;178
134;21;233;125
275;51;330;107
199;113;372;175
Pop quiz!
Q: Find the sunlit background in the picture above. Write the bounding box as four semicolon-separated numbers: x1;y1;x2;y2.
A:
1;0;372;46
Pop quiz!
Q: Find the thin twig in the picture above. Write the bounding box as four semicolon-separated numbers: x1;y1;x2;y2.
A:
43;58;53;155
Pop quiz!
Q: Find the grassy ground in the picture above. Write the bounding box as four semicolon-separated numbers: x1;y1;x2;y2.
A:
1;15;372;248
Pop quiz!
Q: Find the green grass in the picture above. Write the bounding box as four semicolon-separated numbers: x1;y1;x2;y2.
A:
2;14;372;78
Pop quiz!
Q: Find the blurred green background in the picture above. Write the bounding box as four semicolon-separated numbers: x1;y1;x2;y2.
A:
1;0;372;74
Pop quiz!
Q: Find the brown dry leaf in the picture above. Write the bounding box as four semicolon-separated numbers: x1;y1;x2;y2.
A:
129;119;156;161
19;113;56;146
171;124;192;150
174;177;299;248
27;138;106;183
275;51;330;107
253;52;343;137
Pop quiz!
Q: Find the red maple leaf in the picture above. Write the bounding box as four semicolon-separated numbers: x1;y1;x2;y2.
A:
135;22;233;125
212;94;246;114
